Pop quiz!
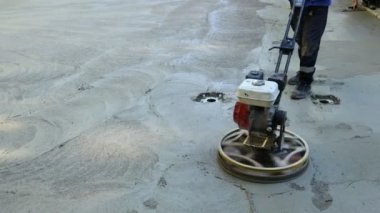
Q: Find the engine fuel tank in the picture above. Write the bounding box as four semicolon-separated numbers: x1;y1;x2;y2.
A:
236;79;279;107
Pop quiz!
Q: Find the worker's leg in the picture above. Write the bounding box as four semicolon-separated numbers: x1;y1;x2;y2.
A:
288;6;306;85
363;0;377;9
291;6;328;99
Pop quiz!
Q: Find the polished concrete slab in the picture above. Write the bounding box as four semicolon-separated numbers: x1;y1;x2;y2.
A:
0;0;379;212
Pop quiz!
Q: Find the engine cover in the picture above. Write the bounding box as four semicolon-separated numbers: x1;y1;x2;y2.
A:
236;79;279;107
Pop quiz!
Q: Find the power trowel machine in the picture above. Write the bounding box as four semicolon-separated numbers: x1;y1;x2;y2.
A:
217;0;310;182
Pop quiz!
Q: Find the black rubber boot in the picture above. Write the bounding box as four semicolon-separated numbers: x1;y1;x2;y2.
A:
291;82;311;99
363;0;376;9
288;72;300;85
288;67;315;85
291;71;314;100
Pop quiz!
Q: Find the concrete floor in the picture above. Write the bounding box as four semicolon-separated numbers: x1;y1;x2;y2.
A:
0;0;379;212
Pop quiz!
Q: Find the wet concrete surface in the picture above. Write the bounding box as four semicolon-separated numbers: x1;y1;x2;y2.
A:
0;0;380;212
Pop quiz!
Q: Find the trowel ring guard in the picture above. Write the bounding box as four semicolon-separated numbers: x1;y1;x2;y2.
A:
217;128;309;183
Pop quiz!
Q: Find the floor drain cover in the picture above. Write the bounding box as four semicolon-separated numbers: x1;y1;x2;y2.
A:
311;94;340;105
193;92;225;103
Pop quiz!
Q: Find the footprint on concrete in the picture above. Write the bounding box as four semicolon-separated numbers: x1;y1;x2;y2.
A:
350;124;373;139
311;178;333;211
314;75;329;84
196;161;209;176
314;75;345;86
157;177;167;188
317;122;373;141
335;123;373;139
143;198;158;209
289;183;305;191
335;122;352;130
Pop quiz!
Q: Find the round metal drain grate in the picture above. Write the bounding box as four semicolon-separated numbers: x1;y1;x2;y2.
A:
311;94;340;105
193;92;225;103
